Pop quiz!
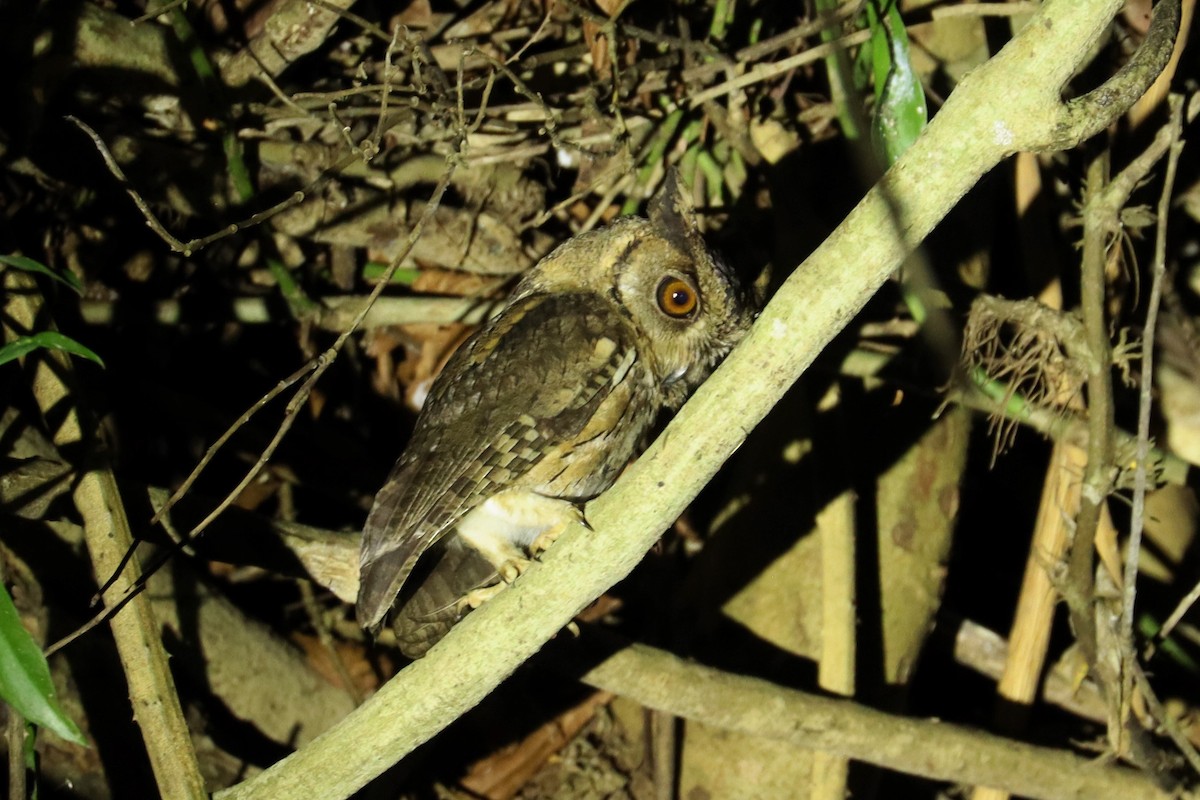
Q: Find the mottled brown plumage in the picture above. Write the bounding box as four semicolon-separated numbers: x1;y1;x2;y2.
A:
357;173;754;657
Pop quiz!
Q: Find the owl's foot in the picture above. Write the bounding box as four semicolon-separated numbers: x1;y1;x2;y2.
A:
456;553;534;613
458;582;508;612
530;506;588;557
498;556;531;583
529;527;562;557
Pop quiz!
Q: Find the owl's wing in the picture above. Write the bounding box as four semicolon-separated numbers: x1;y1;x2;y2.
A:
357;292;639;631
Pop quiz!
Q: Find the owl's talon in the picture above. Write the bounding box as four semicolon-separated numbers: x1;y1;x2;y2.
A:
499;557;531;583
531;510;586;558
458;582;509;612
529;529;562;557
457;557;529;611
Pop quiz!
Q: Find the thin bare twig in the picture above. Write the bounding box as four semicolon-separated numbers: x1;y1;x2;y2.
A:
1059;78;1191;754
1122;107;1187;605
1131;664;1200;775
558;0;722;63
370;25;403;154
308;0;393;43
468;46;624;160
184;152;455;546
1063;151;1118;727
51;43;469;655
506;3;556;65
1123;94;1185;737
45;160;461;658
150;361;316;526
954;378;1187;490
1159;579;1200;646
932;2;1040;20
688;27;875;107
66;115;355;257
130;0;188;25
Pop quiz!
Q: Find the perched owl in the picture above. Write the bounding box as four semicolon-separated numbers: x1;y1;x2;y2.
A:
357;172;755;657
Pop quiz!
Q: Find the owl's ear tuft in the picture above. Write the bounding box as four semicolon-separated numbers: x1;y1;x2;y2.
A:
649;169;702;253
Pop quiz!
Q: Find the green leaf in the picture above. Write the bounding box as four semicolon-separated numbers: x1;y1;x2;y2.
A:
0;582;88;746
1139;614;1200;673
0;332;105;368
0;254;84;295
866;1;891;99
865;0;928;165
360;263;421;286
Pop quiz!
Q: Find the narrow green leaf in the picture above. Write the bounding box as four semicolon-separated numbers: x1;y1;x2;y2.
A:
817;0;862;140
866;1;890;99
852;19;874;92
1139;614;1200;673
0;583;88;746
0;338;42;365
361;263;421;286
0;255;84;295
0;332;105;368
866;0;928;165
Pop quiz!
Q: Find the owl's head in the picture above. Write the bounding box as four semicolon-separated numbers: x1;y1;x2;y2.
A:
520;172;757;409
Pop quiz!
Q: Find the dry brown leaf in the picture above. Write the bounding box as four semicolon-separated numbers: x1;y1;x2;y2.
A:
583;20;611;82
231;473;279;512
459;692;615;800
575;594;623;624
363;328;406;402
293;633;392;695
443;0;506;39
411;269;499;297
307;385;327;420
396;323;473;412
394;0;435;28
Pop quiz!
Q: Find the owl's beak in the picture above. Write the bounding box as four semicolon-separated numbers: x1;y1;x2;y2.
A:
663;365;689;386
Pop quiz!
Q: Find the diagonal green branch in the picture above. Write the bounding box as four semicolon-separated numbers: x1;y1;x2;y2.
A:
216;1;1181;798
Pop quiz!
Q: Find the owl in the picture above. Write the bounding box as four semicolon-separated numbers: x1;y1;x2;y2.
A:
357;172;755;657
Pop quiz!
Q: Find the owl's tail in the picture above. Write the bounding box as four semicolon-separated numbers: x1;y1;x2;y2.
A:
391;536;500;658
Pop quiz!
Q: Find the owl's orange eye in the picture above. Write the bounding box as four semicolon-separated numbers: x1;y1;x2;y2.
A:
657;277;698;318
